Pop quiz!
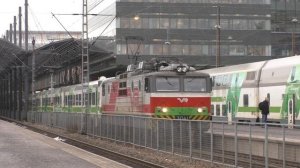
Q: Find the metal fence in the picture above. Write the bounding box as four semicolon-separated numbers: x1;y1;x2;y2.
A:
27;112;300;168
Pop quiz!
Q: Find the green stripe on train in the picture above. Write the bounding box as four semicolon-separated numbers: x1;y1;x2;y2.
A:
211;97;225;102
238;106;281;113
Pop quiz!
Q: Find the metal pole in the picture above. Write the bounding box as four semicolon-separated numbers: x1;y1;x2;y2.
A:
133;117;135;146
23;0;29;121
235;122;238;167
249;124;252;168
14;68;18;119
10;24;12;43
171;120;174;155
222;122;225;164
6;30;9;41
123;116;125;143
211;122;213;165
9;69;13;118
283;126;286;168
292;18;298;56
199;122;202;158
14;16;17;45
144;118;147;147
19;7;22;48
156;119;159;151
189;121;192;159
18;67;23;118
180;120;182;154
25;0;28;51
264;125;269;168
31;38;35;122
292;32;295;56
164;120;166;150
81;0;89;134
50;70;54;126
215;5;221;67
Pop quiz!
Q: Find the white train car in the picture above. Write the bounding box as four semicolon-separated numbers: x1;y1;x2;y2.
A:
200;55;300;126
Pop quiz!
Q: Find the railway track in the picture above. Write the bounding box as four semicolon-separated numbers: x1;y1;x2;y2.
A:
0;117;164;168
193;147;300;168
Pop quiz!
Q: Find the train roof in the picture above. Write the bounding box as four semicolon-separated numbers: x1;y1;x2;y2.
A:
144;70;210;77
118;59;208;78
89;81;98;86
198;55;300;76
199;61;266;75
263;55;300;69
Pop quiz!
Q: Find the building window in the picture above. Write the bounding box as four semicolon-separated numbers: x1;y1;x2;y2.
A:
151;44;163;55
170;45;182;55
229;45;245;56
177;18;189;29
142;17;149;28
243;94;249;107
120;18;130;28
149;18;160;29
160;18;169;29
190;45;201;55
131;17;141;28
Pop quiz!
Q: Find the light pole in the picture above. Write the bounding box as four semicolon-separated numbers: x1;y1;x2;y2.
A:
292;17;298;56
214;5;221;68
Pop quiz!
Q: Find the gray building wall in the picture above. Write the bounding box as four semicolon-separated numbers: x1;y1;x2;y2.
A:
90;0;272;76
271;0;300;56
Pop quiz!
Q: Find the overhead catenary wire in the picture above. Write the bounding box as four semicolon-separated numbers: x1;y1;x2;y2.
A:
88;0;105;12
29;6;47;45
91;16;116;46
51;12;74;39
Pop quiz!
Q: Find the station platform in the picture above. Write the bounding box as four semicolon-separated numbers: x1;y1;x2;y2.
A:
211;122;300;143
0;120;130;168
209;122;300;163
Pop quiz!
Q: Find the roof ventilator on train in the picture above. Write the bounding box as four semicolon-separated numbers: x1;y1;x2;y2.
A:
126;59;196;74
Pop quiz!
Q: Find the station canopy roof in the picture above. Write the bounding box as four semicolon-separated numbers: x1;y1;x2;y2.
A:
0;38;111;78
0;38;28;77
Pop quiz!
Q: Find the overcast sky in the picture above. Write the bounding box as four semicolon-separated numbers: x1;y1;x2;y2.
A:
0;0;82;36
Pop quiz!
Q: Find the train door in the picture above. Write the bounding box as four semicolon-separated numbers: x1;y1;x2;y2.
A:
227;101;232;124
288;94;296;128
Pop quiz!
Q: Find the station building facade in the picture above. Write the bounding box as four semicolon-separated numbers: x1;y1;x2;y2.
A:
89;0;271;76
271;0;300;57
90;0;300;77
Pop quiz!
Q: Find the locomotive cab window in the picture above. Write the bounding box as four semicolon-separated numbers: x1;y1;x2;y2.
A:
156;77;180;91
144;78;150;92
102;84;105;96
184;77;207;92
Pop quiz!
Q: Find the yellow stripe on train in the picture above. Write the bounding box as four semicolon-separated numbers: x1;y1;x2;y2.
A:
154;115;211;120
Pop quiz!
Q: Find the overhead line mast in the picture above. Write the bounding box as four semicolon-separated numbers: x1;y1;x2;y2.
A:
81;0;89;134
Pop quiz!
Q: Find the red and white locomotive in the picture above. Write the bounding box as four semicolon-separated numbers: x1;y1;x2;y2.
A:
99;59;212;120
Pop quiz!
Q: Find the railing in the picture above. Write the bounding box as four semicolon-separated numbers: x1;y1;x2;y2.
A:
27;112;300;168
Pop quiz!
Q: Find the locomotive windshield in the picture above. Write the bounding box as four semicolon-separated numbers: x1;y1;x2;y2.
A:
184;77;207;92
154;76;209;92
156;77;180;91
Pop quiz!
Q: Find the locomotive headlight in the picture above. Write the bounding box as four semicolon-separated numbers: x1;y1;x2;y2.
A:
197;108;203;113
177;67;182;72
162;107;168;113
